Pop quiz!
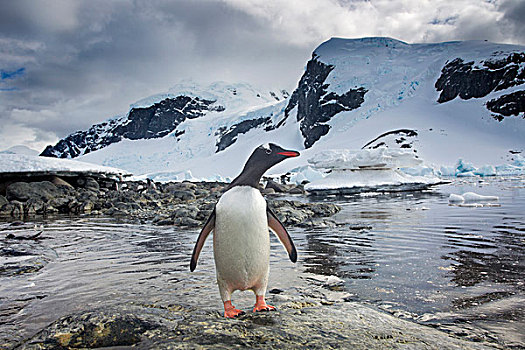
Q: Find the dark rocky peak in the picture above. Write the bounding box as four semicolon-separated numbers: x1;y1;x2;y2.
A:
486;91;525;121
41;95;220;158
435;52;525;103
361;129;419;151
215;117;272;152
283;54;367;148
114;96;216;140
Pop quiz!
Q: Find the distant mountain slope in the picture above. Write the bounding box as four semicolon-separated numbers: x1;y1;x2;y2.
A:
41;38;525;179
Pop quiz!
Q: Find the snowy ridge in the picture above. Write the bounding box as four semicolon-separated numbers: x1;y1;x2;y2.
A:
37;37;524;181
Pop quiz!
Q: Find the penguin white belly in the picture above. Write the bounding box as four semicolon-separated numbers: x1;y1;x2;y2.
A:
213;186;269;295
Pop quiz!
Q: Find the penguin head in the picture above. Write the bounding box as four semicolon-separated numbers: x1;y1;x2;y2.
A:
246;143;300;172
231;143;300;188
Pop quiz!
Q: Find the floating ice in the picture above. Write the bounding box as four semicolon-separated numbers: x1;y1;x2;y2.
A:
448;194;465;203
439;156;525;177
305;148;443;194
308;148;422;170
289;165;326;184
462;192;499;202
448;192;499;206
474;165;496;177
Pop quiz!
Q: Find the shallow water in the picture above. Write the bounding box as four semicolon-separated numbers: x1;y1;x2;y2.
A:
1;176;524;348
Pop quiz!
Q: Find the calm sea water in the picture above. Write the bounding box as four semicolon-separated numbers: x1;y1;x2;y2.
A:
1;176;523;348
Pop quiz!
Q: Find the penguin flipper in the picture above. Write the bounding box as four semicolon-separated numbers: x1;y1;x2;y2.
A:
267;207;297;263
190;208;215;271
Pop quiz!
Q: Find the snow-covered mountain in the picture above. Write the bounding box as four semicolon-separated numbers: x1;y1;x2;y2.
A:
41;37;525;180
1;145;39;156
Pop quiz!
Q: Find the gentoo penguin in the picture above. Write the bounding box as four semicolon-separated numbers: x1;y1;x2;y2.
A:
190;143;299;318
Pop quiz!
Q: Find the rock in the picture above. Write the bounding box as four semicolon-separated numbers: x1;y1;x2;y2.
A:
48;197;73;212
275;207;311;226
10;201;24;218
288;186;305;194
41;95;217;158
265;179;288;193
216;117;272;152
43;204;58;214
103;207;128;216
0;195;8;207
172;206;198;220
435;54;525;103
80;201;95;213
283;56;367;148
307;202;340;217
84;177;100;191
24;198;45;216
155;218;174;226
261;187;276;195
50;176;74;189
170;190;196;201
20;310;156;349
486;90;525;119
20;303;497;349
173;217;201;227
6;181;64;202
164;182;196;193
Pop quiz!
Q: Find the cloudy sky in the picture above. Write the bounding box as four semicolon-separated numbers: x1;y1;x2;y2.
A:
1;0;524;152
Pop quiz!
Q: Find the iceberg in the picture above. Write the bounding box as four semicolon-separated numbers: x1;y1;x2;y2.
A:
448;192;500;207
304;148;444;195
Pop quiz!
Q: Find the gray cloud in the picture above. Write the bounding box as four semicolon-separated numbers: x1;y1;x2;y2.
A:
0;0;523;152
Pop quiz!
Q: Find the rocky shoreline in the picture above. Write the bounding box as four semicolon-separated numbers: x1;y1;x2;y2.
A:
0;177;341;228
18;298;498;350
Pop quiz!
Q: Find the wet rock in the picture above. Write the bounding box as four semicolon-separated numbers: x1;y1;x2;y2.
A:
24;198;45;216
20;310;157;349
6;181;65;202
103;207;128;216
274;206;311;226
173;217;201;227
0;195;7;207
20;302;497;349
80;200;95;213
307;202;340;217
10;201;24;218
48;197;73;212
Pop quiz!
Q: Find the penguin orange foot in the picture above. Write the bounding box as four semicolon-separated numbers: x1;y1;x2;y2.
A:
253;295;276;313
224;301;245;318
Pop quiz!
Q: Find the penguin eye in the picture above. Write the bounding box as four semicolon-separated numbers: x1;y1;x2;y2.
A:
265;148;272;154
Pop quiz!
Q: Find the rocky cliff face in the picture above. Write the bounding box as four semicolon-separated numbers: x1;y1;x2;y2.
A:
41;96;220;158
435;53;525;119
283;55;367;148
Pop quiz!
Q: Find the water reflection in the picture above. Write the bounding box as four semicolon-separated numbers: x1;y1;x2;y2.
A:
442;216;525;291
